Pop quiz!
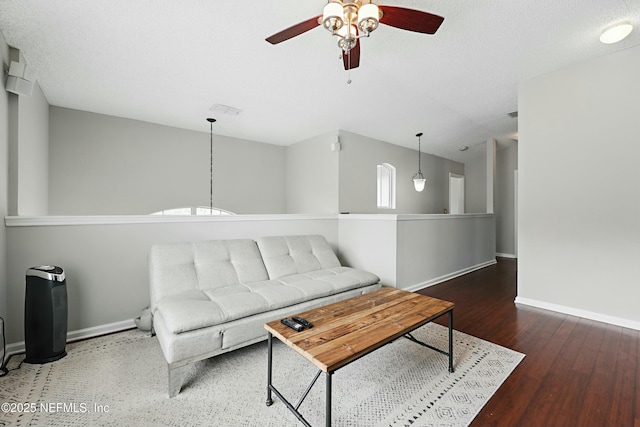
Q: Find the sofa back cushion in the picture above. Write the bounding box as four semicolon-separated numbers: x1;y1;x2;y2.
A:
150;239;269;309
256;235;341;279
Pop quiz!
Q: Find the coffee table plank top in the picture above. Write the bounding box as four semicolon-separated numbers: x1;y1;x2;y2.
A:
265;287;454;373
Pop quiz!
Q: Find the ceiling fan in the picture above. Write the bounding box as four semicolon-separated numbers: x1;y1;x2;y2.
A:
265;0;444;70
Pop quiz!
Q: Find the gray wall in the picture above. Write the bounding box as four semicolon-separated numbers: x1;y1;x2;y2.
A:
495;143;517;256
48;107;287;215
286;132;339;213
13;71;49;215
464;143;518;256
7;48;49;216
47;112;464;216
396;215;496;289
337;130;464;214
0;30;9;325
518;44;640;327
464;152;486;213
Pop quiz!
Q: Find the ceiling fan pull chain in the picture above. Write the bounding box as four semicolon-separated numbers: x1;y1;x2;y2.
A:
347;50;352;84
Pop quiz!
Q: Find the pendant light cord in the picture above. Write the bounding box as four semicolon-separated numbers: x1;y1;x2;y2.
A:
210;121;213;214
209;122;213;215
417;133;422;173
206;118;216;215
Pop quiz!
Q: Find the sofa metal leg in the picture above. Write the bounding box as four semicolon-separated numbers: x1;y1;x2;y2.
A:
168;363;191;398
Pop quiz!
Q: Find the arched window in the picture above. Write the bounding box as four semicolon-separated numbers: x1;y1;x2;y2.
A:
377;163;396;209
151;206;235;216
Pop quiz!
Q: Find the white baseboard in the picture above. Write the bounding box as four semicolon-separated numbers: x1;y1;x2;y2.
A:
403;259;498;293
5;319;136;360
496;252;517;259
515;297;640;331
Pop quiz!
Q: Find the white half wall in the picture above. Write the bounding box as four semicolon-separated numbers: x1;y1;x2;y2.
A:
4;215;338;344
396;214;496;290
5;212;498;348
338;214;496;290
518;44;640;328
338;215;398;286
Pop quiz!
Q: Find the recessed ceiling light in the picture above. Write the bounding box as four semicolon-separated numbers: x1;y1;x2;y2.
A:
459;146;469;152
599;22;633;44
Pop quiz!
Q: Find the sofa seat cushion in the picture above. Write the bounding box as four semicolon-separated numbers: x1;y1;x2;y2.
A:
155;289;227;334
271;267;380;299
156;285;270;334
155;266;380;335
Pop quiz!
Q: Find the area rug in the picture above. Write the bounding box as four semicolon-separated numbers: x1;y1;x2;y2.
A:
0;324;524;427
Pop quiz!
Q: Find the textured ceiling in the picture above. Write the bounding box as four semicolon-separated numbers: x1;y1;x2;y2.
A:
1;0;639;162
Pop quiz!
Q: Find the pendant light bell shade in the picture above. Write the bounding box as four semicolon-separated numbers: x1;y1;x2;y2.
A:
413;132;426;192
413;173;426;192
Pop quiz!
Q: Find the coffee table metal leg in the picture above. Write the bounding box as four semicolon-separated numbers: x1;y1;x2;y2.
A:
448;310;454;373
326;372;332;427
266;332;273;406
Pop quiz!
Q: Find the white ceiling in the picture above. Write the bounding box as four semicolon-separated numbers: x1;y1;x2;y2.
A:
1;0;639;162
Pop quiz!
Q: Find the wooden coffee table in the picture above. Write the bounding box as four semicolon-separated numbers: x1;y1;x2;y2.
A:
264;287;455;426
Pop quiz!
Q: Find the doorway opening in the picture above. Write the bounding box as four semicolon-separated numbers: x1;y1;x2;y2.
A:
449;173;465;214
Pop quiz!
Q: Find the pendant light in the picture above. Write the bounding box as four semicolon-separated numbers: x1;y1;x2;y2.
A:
206;118;216;213
412;132;426;192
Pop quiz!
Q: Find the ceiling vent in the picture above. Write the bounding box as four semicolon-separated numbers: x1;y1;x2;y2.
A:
209;104;242;116
507;111;518;118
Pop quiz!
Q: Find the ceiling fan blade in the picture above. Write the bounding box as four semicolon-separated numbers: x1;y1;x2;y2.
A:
343;39;360;70
266;15;321;45
379;6;444;34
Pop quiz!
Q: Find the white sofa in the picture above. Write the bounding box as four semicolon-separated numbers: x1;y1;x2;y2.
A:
149;234;381;397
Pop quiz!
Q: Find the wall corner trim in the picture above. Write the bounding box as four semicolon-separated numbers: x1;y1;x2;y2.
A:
514;297;640;331
496;252;517;259
5;319;136;361
403;259;497;292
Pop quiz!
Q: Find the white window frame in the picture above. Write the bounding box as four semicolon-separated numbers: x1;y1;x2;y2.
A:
377;163;396;209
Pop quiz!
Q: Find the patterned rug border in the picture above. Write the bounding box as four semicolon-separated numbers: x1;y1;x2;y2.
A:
0;324;524;427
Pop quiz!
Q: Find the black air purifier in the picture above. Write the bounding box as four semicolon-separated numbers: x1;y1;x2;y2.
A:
24;266;68;364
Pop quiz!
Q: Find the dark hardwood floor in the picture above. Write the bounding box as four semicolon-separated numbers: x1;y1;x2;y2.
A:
417;258;639;427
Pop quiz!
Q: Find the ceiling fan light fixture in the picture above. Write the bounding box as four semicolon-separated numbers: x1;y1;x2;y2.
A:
358;3;380;34
265;1;444;72
337;24;358;50
323;1;345;32
599;22;633;44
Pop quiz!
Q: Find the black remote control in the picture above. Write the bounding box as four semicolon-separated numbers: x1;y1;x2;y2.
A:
281;318;304;332
292;316;313;329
